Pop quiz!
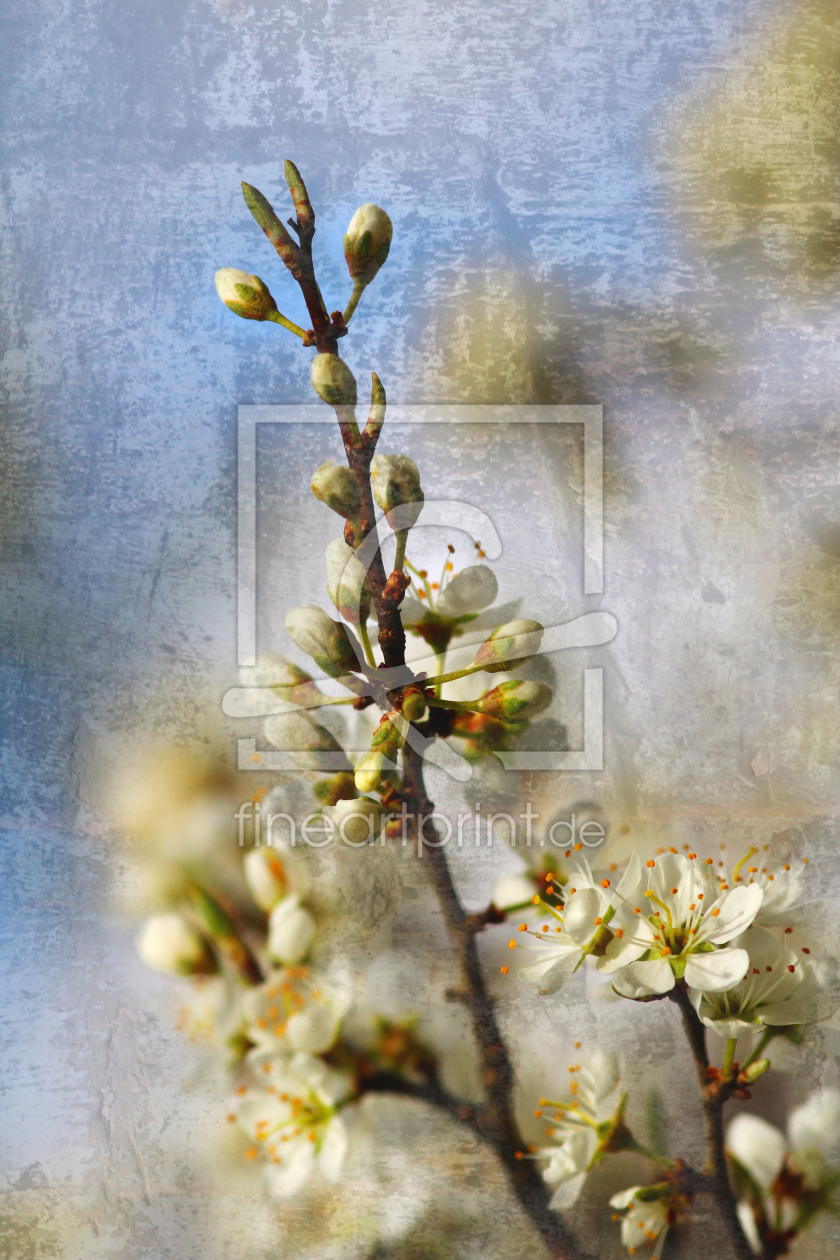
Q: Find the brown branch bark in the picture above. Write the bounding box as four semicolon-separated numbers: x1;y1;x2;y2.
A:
669;989;758;1260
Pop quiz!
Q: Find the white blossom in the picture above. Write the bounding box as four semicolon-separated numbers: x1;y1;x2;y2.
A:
727;1091;840;1253
516;853;650;994
609;1186;673;1256
610;851;763;998
241;968;351;1055
688;924;839;1038
266;895;316;965
533;1047;622;1208
705;846;823;927
434;564;498;618
234;1051;351;1198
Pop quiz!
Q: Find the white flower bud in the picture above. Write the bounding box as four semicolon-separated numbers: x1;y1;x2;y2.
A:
435;564;498;618
267;894;316;965
285;604;361;676
325;538;370;625
214;268;278;321
136;913;216;976
311;459;361;520
344;203;393;285
322;796;385;845
370;453;424;530
264;709;350;772
244;847;288;912
477;679;552;722
353;750;399;794
311;354;358;407
473;618;544;673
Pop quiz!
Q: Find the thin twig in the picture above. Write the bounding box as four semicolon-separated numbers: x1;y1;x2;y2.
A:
669;989;757;1260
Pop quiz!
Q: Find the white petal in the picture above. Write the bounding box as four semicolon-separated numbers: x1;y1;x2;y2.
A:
267;896;316;965
263;1140;316;1198
726;1114;786;1188
788;1089;840;1161
703;885;763;945
542;1129;596;1185
563;887;602;946
609;1185;643;1209
286;1005;342;1055
518;946;581;994
584;1046;621;1101
548;1171;587;1210
612;958;674;998
492;872;536;910
684;947;749;992
756;897;826;928
651;852;694;926
318;1115;348;1182
736;1201;763;1255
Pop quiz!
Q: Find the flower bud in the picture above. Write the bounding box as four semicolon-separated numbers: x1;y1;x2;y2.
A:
325;538;370;624
311;460;361;520
354;749;399;794
244;847;288;912
214;268;278;321
239;654;320;708
477;679;552;723
267;894;316;965
473;619;544;673
136;913;216;977
435;564;498;618
264;709;351;772
370;453;424;530
285;604;361;676
311;354;358;407
344;203;393;285
401;686;427;722
370;710;408;758
313;772;358;807
323;796;385;845
739;1058;771;1085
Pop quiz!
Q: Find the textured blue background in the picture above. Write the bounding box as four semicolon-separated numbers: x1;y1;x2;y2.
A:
2;0;840;1255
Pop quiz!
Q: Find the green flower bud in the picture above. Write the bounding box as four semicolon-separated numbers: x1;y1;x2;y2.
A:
214;268;279;321
370;710;408;758
313;772;358;807
311;460;361;520
311;354;358;407
370;453;424;530
344;203;393;285
354;749;399;794
477;679;552;722
401;686;427;722
325;537;370;624
136;913;216;977
739;1058;771;1084
473;618;544;673
285;604;361;676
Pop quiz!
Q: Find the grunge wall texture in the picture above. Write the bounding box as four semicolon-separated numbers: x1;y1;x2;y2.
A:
2;0;840;1256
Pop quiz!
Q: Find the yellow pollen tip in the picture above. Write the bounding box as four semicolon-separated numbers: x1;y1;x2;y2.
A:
508;941;517;949
500;965;509;975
